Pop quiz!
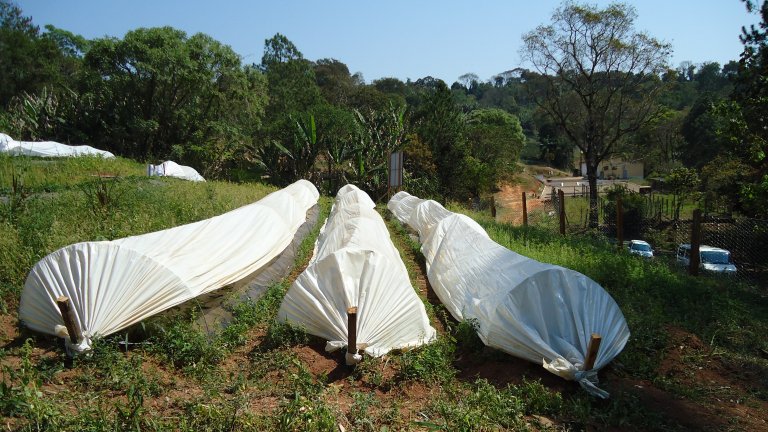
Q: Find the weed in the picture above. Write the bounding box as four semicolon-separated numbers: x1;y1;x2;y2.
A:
421;379;526;431
147;311;224;373
0;340;61;429
276;392;338;432
453;319;484;354
396;336;456;384
348;391;379;431
351;356;386;387
263;320;310;350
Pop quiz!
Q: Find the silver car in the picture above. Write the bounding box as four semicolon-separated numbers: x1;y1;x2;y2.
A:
676;244;737;273
628;240;654;258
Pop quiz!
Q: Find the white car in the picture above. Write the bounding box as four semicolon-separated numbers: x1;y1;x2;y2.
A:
676;244;737;274
628;240;654;258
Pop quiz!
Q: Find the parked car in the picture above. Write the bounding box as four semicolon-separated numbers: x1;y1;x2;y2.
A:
628;240;654;258
675;244;737;274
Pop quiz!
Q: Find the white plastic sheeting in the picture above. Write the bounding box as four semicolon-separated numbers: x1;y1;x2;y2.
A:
0;133;114;158
20;180;319;353
388;191;629;397
279;185;436;362
148;160;205;182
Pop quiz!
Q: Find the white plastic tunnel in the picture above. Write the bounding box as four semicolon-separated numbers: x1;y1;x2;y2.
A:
387;191;630;398
20;180;319;353
279;185;436;364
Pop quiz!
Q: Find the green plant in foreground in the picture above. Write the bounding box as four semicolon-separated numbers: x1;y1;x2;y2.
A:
0;340;60;429
396;336;456;384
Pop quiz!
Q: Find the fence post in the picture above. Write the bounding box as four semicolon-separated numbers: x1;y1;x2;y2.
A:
689;209;701;276
558;189;566;236
521;191;528;227
616;195;624;250
491;195;497;219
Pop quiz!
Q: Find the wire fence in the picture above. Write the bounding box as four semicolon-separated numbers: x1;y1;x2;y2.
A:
511;187;768;286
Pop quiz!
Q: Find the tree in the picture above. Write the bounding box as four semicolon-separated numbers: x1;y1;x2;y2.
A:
412;80;470;199
718;0;768;217
680;94;727;169
313;58;357;106
666;167;700;220
0;0;69;106
80;27;266;176
465;108;526;188
257;34;323;184
350;103;407;198
627;106;685;175
520;2;671;227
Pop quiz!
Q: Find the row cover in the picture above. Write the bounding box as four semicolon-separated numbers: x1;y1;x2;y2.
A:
388;192;629;397
279;185;436;363
1;133;114;158
20;180;319;353
148;160;205;182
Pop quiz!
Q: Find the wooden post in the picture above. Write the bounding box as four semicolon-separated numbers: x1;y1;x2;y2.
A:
56;296;81;345
690;209;702;276
583;333;602;371
521;191;528;227
558;189;566;236
616;195;624;250
347;306;358;361
491;195;497;219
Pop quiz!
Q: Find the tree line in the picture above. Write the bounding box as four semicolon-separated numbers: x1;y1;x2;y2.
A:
0;0;765;221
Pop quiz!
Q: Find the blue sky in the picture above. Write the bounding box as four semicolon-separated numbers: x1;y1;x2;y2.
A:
18;0;759;84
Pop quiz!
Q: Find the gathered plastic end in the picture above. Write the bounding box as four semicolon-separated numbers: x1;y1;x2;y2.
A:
54;325;92;357
573;370;609;399
543;357;610;399
345;352;363;365
325;341;363;365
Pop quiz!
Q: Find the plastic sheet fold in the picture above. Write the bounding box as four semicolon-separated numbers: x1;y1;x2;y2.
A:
279;185;436;358
388;191;629;397
20;180;319;352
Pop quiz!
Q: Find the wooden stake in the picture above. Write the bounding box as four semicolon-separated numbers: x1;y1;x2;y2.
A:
491;195;497;219
584;333;602;371
56;296;82;345
558;189;566;236
347;306;358;358
521;191;528;227
616;195;624;250
690;209;702;276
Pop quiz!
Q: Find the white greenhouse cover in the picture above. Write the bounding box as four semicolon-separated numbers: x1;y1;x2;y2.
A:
20;180;319;353
388;191;630;397
148;160;205;182
279;185;436;363
0;133;114;158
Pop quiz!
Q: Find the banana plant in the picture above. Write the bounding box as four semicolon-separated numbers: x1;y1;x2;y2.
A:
350;103;407;198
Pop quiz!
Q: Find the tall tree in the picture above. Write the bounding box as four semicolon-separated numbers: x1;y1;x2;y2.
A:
520;2;671;227
257;33;323;184
412;81;468;198
718;0;768;217
465;108;526;189
81;27;266;175
0;0;68;106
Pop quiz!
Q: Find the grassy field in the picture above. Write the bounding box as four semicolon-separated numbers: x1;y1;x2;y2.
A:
1;156;767;431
